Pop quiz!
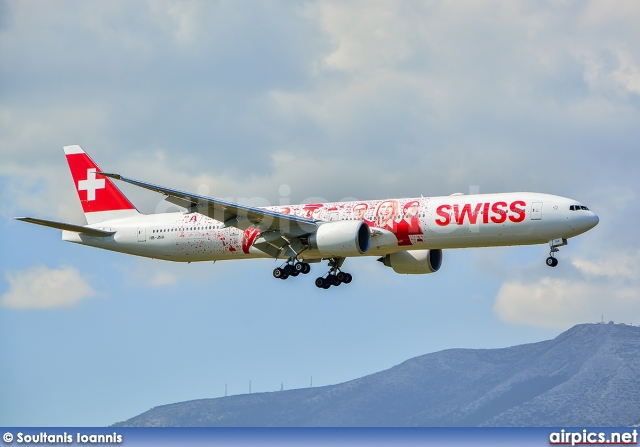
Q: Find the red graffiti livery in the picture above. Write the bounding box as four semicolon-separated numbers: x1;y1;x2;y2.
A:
435;200;526;226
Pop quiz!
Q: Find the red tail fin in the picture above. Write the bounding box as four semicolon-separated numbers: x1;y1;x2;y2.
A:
64;145;139;224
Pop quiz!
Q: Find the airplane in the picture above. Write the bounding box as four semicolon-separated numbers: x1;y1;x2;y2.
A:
15;145;599;289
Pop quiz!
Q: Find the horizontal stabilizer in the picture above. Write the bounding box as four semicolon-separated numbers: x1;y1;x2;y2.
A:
14;217;115;237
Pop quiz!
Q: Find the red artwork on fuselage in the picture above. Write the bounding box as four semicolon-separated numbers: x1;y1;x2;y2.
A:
348;199;426;247
395;200;423;245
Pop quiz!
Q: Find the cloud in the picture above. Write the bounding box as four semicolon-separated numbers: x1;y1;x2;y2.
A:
1;265;95;309
141;269;179;288
149;0;205;45
611;48;640;95
2;0;639;213
121;257;235;289
493;251;640;328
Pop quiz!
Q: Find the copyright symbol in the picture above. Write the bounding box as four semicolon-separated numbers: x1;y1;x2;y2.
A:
2;432;13;443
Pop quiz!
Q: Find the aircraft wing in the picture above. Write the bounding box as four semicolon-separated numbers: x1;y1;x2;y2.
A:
100;173;319;237
14;217;115;237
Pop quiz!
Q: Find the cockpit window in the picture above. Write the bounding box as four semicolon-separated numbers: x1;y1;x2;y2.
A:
570;205;590;211
581;206;589;210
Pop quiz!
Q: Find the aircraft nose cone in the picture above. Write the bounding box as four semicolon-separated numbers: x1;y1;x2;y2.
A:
571;211;599;233
568;210;600;234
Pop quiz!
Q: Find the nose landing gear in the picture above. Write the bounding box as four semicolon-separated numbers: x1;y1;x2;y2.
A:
546;238;567;268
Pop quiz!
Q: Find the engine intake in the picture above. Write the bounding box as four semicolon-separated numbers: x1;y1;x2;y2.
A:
308;221;370;256
378;249;443;274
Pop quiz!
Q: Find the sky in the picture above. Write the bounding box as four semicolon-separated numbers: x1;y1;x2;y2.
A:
1;0;639;427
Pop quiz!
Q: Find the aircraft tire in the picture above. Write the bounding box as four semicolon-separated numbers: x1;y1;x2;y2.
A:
343;273;352;284
294;262;304;273
273;267;285;279
315;277;326;288
546;257;558;267
302;263;311;274
328;274;341;286
283;264;294;275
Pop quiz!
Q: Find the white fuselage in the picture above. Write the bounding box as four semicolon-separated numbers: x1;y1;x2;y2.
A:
62;192;599;262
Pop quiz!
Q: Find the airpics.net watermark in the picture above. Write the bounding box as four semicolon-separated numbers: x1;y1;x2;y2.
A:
549;429;638;446
2;431;123;444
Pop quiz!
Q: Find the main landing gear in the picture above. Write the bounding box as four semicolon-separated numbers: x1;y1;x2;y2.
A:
314;271;353;289
314;257;353;290
272;257;353;289
546;238;567;268
273;260;311;280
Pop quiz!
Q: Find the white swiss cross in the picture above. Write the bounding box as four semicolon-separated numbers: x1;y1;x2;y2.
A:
78;168;106;201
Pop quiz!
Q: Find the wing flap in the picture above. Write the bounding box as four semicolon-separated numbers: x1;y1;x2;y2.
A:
15;217;115;237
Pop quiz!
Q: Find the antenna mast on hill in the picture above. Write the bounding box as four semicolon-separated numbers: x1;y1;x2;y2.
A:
310;376;313;388
225;384;227;397
249;380;252;394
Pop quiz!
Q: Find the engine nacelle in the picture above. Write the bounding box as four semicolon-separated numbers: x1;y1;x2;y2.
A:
308;221;370;256
379;249;443;274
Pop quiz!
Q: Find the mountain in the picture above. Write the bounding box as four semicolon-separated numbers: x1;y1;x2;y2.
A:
114;323;640;427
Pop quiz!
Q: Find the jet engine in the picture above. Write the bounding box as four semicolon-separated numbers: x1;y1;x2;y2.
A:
308;221;371;256
378;249;443;274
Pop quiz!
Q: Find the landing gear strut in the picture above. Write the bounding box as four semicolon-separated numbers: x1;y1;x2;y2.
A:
315;257;353;289
546;238;567;268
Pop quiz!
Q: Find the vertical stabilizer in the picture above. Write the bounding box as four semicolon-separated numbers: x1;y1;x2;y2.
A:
64;145;140;224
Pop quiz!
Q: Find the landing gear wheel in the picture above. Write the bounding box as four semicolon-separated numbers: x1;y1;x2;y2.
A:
302;263;311;274
294;262;304;273
336;272;346;282
273;267;286;279
546;257;558;267
315;277;327;288
328;274;341;286
291;270;299;277
283;264;294;275
343;273;352;284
